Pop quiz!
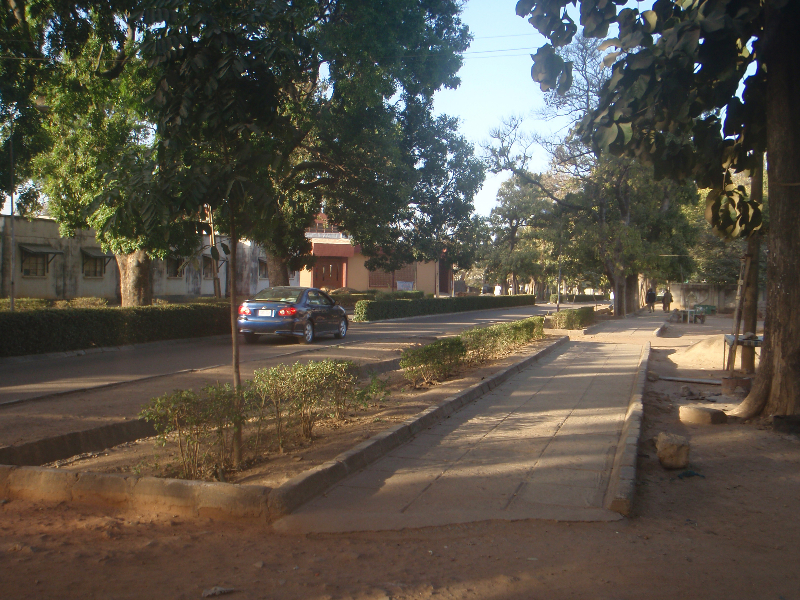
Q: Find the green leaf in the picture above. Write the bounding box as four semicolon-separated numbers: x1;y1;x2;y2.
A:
603;51;621;67
641;10;658;32
515;0;535;17
619;122;633;145
598;38;621;51
596;124;619;150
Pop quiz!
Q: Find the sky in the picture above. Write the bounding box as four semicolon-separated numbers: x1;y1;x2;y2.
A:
2;1;644;218
433;0;573;216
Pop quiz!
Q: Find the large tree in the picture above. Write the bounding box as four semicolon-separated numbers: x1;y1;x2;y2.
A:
106;0;472;463
515;0;798;417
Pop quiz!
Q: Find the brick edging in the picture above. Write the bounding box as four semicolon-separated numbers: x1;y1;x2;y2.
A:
604;341;650;516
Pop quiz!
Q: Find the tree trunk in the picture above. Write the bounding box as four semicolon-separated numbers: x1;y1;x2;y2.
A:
266;251;290;286
229;221;243;465
741;233;762;373
115;251;152;306
734;2;800;417
741;160;763;373
625;274;637;315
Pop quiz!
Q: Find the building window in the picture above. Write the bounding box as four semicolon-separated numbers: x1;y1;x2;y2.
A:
166;256;185;278
21;251;46;277
395;263;415;285
258;258;268;279
84;256;104;277
368;270;393;288
203;256;215;279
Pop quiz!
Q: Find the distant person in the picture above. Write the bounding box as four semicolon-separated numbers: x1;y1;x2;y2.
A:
662;289;673;312
645;288;656;312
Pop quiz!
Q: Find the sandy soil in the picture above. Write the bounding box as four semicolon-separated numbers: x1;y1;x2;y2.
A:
1;324;799;600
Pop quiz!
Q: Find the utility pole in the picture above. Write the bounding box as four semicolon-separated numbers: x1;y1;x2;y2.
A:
8;117;15;312
207;206;222;298
556;257;562;312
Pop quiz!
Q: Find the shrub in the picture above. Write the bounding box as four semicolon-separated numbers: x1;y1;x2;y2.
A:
140;389;208;480
251;359;357;442
250;364;293;453
139;384;241;479
0;298;52;311
460;317;545;365
374;289;425;301
0;303;231;358
549;306;595;329
53;297;109;309
353;294;537;322
549;293;605;303
400;337;466;387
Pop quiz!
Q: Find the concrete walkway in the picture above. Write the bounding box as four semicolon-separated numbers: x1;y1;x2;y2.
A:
274;339;646;533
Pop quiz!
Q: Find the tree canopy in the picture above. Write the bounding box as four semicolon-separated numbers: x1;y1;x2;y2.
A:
515;0;800;416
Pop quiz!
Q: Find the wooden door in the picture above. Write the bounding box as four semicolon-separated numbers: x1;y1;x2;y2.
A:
313;257;345;290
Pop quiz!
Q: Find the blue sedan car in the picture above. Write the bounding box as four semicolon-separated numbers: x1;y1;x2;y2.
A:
237;286;348;344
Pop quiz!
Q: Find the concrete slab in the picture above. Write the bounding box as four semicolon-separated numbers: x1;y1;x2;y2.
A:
273;341;644;533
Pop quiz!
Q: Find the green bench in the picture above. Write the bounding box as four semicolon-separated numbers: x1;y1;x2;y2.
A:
693;304;717;316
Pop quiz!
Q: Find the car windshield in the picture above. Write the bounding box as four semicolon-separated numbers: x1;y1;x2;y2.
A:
252;288;304;303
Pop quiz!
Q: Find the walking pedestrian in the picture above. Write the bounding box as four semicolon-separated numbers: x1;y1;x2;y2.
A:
662;288;673;312
645;288;656;312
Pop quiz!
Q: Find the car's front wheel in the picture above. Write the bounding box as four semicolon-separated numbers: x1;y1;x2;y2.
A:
333;318;347;339
300;321;315;344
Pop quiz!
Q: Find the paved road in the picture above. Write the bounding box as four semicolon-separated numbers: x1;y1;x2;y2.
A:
274;338;645;532
0;304;563;404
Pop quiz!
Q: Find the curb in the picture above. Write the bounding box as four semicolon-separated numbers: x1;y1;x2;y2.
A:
604;341;650;516
0;357;403;468
654;322;667;337
0;465;270;521
0;419;157;467
267;335;569;519
0;336;568;520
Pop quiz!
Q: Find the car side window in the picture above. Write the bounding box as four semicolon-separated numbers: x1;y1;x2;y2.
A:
319;292;335;306
307;291;322;306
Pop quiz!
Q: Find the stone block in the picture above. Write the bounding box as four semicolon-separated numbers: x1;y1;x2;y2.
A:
8;467;78;502
0;465;16;496
194;482;269;520
679;405;728;425
133;476;199;512
73;472;138;505
268;461;348;517
655;432;690;469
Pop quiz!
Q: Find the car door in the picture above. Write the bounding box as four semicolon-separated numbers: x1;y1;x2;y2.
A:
306;290;329;333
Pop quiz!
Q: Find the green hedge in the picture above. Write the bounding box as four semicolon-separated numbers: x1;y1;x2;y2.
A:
0;304;231;358
548;306;595;329
375;290;425;301
399;337;467;386
548;293;606;303
460;316;545;364
353;294;537;321
399;316;545;386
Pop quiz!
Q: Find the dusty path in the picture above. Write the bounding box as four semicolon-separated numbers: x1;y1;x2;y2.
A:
1;313;798;600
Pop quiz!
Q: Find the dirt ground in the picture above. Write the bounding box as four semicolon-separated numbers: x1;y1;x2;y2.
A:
2;323;799;600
